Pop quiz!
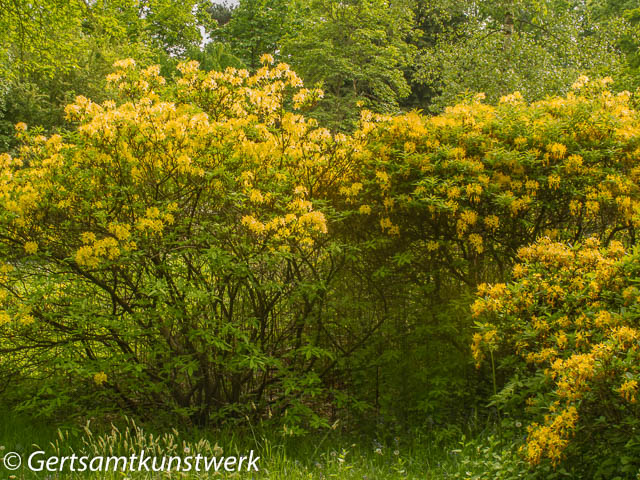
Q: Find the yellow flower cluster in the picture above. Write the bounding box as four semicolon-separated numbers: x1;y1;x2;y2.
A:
523;407;578;465
473;237;640;465
619;379;638;403
76;236;120;268
241;209;328;245
93;372;108;386
136;207;171;235
24;241;38;254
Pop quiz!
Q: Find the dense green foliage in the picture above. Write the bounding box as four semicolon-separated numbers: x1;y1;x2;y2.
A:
413;0;639;109
282;0;417;130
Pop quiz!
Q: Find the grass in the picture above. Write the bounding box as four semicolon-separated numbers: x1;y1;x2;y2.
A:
0;409;533;479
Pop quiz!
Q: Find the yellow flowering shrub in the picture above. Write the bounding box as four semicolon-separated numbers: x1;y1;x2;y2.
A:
349;77;640;288
3;55;640;443
0;58;360;427
321;79;640;427
473;237;640;472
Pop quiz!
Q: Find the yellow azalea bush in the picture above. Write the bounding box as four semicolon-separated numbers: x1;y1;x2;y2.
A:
0;57;362;427
349;77;640;288
3;55;640;444
323;78;640;426
472;237;640;474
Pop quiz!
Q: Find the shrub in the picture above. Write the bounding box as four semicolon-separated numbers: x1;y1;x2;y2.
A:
3;60;640;435
353;77;640;286
334;76;640;424
0;56;354;428
472;237;640;476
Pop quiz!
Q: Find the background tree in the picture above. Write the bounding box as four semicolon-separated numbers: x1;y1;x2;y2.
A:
412;0;638;110
282;0;417;131
207;0;292;70
204;0;235;27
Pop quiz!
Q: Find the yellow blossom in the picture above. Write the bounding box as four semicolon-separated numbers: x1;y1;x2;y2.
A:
94;372;108;386
24;241;38;254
